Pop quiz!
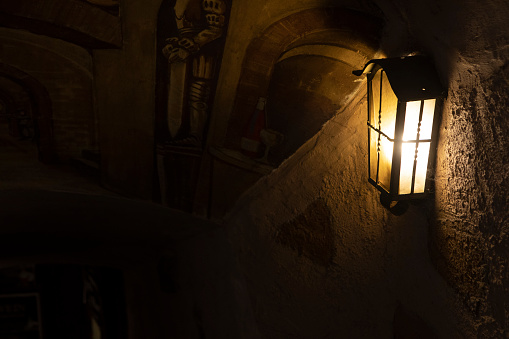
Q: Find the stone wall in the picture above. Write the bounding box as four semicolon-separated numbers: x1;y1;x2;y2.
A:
1;0;508;336
428;3;509;336
394;0;509;336
226;87;468;338
221;0;509;337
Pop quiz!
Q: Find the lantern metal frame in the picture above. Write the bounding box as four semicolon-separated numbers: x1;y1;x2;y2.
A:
353;55;446;214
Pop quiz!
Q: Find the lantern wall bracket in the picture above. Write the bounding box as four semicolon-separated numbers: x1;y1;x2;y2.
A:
379;192;408;216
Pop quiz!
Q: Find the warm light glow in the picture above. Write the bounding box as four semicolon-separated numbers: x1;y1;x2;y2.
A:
370;80;437;195
370;70;398;138
378;135;393;191
379;75;398;140
402;99;435;141
398;99;436;194
360;56;444;208
399;142;430;194
369;130;378;180
368;69;398;191
402;100;421;141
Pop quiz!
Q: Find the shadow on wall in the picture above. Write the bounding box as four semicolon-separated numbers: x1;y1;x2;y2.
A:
275;198;335;266
0;189;261;338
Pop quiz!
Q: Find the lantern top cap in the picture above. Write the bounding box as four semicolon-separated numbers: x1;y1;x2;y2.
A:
353;55;446;101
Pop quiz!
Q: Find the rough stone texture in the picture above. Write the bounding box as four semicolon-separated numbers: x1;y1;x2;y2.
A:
226;89;468;338
220;1;509;337
432;43;509;339
391;0;509;336
2;0;509;336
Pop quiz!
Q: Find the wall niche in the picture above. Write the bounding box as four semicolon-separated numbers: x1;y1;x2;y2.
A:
204;8;382;218
265;28;379;165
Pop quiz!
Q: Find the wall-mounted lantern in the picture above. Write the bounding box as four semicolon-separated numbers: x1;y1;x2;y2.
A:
353;56;446;214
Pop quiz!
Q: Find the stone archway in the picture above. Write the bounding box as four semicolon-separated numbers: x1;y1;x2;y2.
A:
0;63;55;163
224;8;383;154
199;7;385;218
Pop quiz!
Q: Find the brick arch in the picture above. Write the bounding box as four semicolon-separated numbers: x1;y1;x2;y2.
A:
225;7;383;149
0;63;55;163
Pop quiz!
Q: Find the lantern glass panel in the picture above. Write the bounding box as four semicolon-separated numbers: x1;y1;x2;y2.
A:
369;129;378;180
379;74;398;140
403;99;435;141
369;71;381;183
378;135;393;191
420;99;436;139
414;142;430;192
398;99;436;194
399;142;431;194
370;71;380;129
368;69;398;191
403;100;422;140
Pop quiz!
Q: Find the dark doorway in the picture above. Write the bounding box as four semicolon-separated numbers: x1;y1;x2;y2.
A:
0;63;55;163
